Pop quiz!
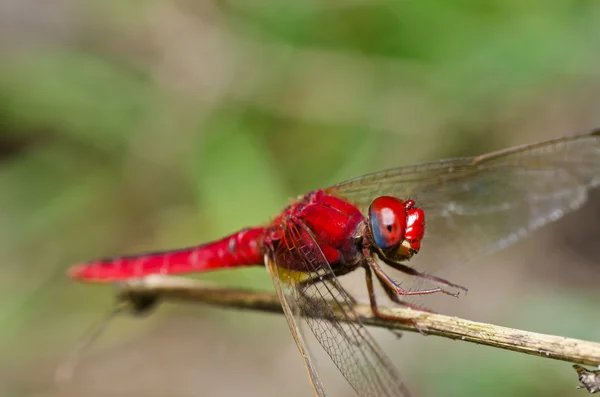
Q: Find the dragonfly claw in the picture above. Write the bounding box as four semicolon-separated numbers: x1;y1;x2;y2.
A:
412;319;428;336
450;283;469;293
440;288;461;298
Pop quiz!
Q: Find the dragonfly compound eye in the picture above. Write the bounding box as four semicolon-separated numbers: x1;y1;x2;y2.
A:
400;205;425;256
368;196;408;251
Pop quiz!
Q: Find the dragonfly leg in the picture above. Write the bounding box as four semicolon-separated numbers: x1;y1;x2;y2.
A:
376;276;435;313
364;264;427;335
378;256;468;293
365;249;459;297
376;284;431;339
296;268;358;305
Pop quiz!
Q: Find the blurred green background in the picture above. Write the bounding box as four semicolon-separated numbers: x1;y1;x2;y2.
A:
2;1;600;396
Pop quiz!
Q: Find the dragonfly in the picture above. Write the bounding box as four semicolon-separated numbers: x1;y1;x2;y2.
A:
69;130;600;397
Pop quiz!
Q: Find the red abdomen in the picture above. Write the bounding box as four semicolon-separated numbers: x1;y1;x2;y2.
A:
69;228;266;282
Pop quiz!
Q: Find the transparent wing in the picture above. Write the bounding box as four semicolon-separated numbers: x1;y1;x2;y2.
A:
265;253;327;397
269;219;410;397
326;131;600;273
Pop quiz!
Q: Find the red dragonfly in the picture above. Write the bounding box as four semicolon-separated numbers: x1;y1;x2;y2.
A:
69;131;600;397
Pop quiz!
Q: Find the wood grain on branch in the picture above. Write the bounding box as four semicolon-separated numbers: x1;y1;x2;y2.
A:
116;276;600;369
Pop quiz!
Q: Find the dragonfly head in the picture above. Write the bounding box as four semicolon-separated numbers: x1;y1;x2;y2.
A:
368;196;425;260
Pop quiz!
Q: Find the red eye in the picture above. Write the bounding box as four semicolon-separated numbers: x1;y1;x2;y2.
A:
368;196;407;251
405;206;424;241
404;204;425;253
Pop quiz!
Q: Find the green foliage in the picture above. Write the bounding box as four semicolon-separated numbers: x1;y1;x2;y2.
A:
1;1;599;395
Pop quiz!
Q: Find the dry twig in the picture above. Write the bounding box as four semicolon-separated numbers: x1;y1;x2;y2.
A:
115;275;600;371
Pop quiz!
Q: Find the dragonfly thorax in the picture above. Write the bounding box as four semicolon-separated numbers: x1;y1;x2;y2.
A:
367;196;425;261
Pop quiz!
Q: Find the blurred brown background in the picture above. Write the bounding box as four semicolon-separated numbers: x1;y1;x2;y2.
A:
2;1;600;396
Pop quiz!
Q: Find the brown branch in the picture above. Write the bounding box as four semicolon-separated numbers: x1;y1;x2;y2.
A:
116;276;600;369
